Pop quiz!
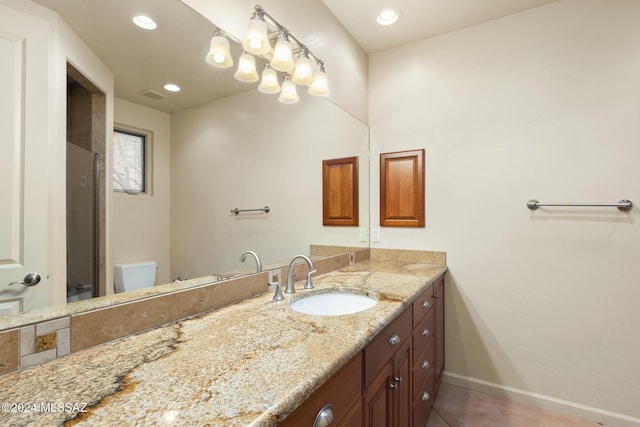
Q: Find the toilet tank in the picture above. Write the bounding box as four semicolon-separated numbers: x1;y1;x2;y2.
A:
113;261;157;293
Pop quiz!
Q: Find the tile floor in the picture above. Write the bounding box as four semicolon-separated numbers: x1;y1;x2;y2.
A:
426;383;604;427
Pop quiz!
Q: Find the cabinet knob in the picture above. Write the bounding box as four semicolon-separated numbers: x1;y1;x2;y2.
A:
421;360;430;369
313;404;334;427
433;293;440;299
421;300;429;308
389;334;401;346
389;382;398;391
422;392;430;402
394;376;403;384
421;328;430;337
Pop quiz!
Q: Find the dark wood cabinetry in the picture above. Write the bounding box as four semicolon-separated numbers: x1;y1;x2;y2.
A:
363;308;412;427
281;272;445;427
433;277;445;393
280;352;362;427
411;281;437;426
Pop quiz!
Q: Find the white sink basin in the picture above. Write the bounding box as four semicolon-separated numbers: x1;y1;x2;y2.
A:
289;290;377;316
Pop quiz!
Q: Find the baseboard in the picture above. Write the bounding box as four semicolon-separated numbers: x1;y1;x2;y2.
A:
443;372;640;427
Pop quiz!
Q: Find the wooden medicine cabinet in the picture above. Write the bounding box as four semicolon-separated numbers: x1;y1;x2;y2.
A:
380;149;425;227
322;156;359;226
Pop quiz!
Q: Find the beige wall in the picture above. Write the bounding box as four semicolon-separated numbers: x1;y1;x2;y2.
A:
111;98;171;285
170;90;368;280
369;0;640;424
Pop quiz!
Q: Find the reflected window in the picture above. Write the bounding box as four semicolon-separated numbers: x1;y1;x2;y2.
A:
113;128;149;194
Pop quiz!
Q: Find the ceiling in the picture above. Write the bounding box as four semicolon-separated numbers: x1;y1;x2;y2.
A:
33;0;247;113
32;0;558;112
321;0;558;53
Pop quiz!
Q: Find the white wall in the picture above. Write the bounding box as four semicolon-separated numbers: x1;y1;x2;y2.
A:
369;0;640;424
170;90;368;279
112;98;171;285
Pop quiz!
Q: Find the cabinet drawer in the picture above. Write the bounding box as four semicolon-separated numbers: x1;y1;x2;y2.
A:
412;339;434;399
338;397;362;427
364;308;412;388
281;352;362;426
412;307;434;362
412;372;435;427
412;284;434;326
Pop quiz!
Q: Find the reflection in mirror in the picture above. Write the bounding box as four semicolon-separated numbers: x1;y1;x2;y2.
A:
0;0;369;331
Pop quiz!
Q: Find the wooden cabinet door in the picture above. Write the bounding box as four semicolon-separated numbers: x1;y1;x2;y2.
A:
364;360;393;427
393;338;412;427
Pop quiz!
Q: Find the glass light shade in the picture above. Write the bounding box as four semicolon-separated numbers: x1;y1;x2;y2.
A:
205;35;233;68
258;66;281;94
234;52;259;83
308;69;329;96
242;17;270;55
291;54;313;85
271;37;295;72
278;77;299;104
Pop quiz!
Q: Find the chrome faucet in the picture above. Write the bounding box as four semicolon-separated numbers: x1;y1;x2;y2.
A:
286;255;316;294
239;250;262;273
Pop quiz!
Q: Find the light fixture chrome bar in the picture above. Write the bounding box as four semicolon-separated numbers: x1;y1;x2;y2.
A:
526;199;633;211
254;5;325;67
212;26;241;44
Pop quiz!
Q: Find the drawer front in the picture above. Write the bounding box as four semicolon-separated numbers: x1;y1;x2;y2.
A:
364;308;412;388
412;307;435;362
281;352;362;426
412;339;434;398
412;284;434;327
412;372;435;427
337;397;362;427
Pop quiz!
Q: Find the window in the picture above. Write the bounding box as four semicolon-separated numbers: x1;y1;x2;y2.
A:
113;127;150;194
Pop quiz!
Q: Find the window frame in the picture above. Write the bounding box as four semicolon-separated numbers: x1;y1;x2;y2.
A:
112;125;153;196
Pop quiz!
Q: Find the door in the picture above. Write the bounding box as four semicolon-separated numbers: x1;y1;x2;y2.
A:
0;3;50;315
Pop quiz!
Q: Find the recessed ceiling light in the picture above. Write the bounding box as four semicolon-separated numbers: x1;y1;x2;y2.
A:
164;83;180;92
377;8;399;26
133;15;157;30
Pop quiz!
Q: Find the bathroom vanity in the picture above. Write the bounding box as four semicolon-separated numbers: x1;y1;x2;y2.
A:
0;253;446;426
282;271;445;427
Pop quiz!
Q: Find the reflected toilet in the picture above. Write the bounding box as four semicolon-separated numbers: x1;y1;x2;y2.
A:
113;261;157;293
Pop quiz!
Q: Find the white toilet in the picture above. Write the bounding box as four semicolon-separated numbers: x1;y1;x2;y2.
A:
113;261;157;293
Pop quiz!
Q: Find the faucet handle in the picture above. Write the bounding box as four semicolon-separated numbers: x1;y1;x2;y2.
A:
304;269;317;290
273;283;285;301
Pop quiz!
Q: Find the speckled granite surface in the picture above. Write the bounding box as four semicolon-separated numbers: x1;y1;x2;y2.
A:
0;260;446;426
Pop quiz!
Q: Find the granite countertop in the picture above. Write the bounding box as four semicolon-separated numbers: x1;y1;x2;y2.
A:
0;260;446;426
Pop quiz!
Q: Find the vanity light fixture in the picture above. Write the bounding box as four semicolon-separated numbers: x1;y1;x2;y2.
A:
291;48;313;85
377;8;399;26
270;31;295;72
234;51;259;83
207;5;328;104
308;62;329;96
258;64;281;94
278;75;299;104
205;31;234;68
242;8;270;55
132;15;157;30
